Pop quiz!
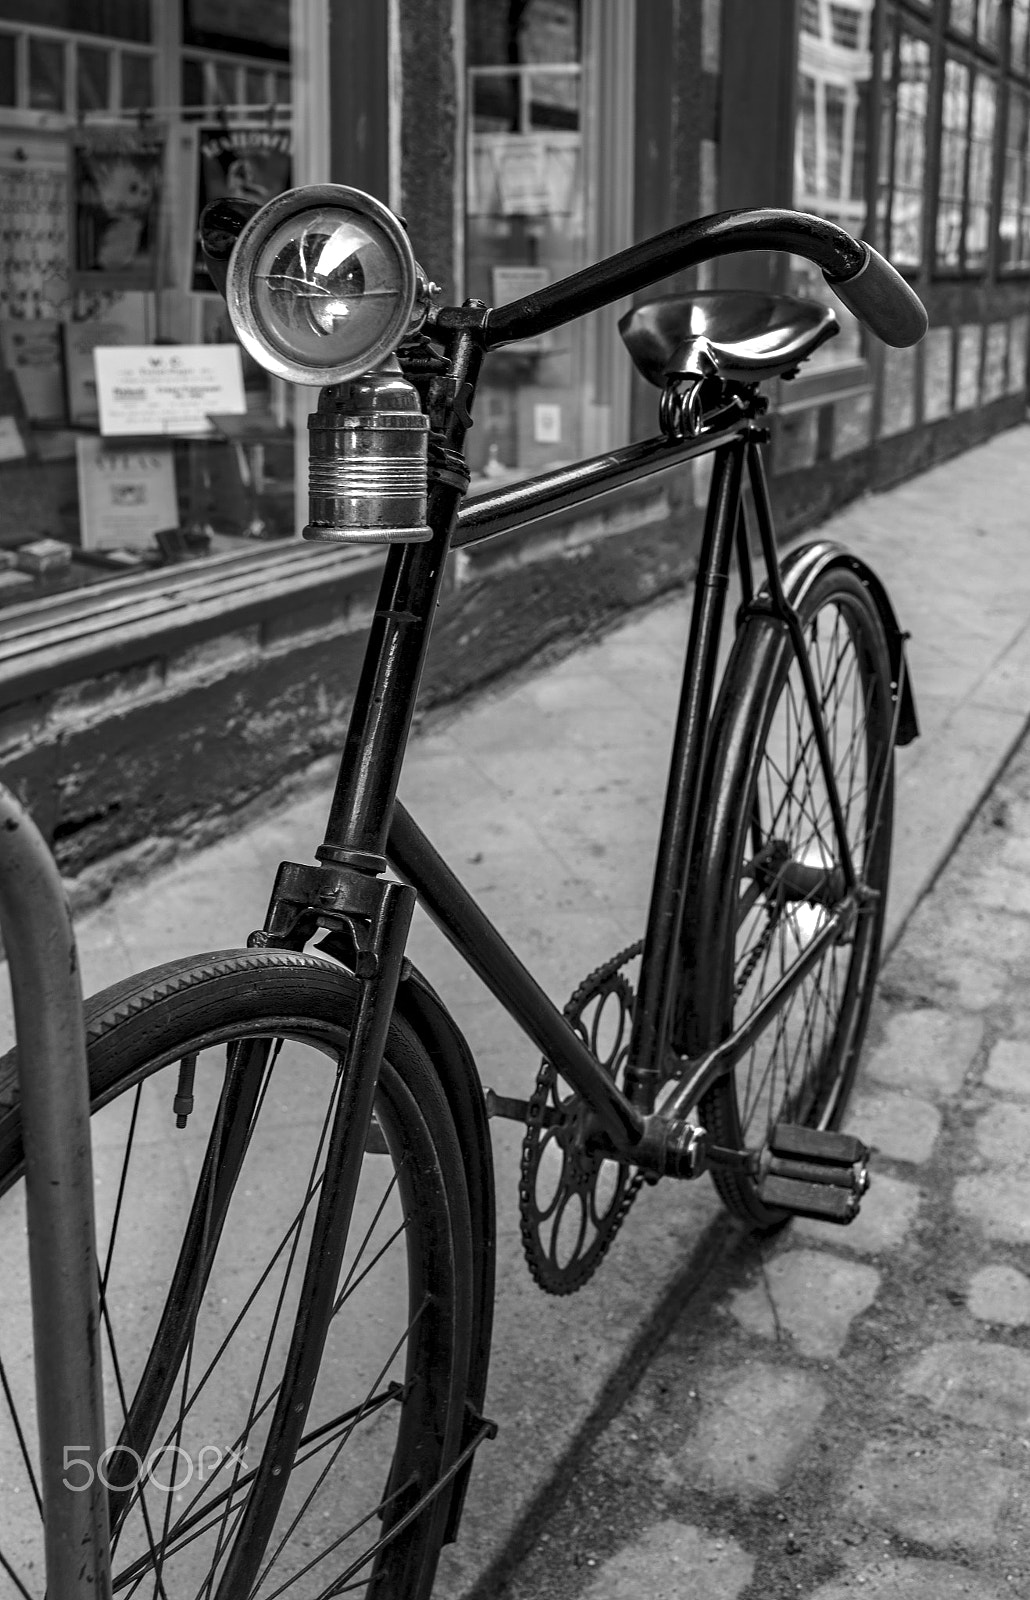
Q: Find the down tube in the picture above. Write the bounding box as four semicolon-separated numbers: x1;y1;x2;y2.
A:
387;801;645;1153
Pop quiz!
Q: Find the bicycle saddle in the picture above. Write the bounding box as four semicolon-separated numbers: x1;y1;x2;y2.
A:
619;291;838;385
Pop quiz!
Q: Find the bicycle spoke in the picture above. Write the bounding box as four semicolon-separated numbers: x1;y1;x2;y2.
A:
0;1547;33;1600
0;1349;42;1515
255;1299;428;1598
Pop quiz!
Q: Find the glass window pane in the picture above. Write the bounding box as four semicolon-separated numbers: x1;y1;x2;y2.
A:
120;52;153;110
77;45;111;113
245;67;267;105
830;3;861;49
274;70;290;104
978;0;1003;49
937;57;970;268
798;73;818;197
876;13;897;244
210;61;237;107
890;33;930;269
182;56;204;106
184;0;289;55
1013;0;1030;74
949;0;976;35
0;32;15;106
466;0;589;485
527;69;579;131
28;36;65;112
0;2;149;41
965;73;996;269
792;0;873;368
999;87;1030;267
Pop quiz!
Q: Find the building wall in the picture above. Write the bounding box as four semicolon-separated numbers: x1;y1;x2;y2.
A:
0;0;1025;895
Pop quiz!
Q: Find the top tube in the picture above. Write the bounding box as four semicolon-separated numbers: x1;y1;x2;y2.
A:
479;208;867;350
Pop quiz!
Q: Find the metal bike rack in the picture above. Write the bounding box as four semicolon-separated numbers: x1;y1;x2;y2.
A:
0;784;112;1598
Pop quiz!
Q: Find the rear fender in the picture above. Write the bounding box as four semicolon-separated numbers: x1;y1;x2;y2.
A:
771;539;919;746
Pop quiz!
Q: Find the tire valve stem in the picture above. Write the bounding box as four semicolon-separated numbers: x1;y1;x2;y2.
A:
173;1053;198;1129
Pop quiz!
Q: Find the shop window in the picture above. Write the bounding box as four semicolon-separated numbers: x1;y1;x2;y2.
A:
0;6;298;615
466;0;627;488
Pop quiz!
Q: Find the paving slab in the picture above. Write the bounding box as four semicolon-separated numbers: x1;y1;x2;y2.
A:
728;1249;881;1357
984;1037;1030;1098
845;1438;1022;1552
664;1364;828;1499
901;1339;1030;1431
967;1264;1030;1326
5;425;1030;1593
809;1556;1015;1599
578;1521;753;1599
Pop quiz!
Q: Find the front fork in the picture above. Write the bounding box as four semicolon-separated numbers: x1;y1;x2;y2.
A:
210;863;416;1600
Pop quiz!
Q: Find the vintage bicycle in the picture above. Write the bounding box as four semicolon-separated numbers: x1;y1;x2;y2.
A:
0;186;924;1598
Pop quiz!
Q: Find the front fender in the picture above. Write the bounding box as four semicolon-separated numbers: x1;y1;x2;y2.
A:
317;932;495;1545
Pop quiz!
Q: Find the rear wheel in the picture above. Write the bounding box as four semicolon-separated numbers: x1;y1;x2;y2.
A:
0;949;474;1599
684;563;895;1225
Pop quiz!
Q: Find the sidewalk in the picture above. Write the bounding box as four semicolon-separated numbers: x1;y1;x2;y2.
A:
500;681;1030;1600
6;423;1030;1595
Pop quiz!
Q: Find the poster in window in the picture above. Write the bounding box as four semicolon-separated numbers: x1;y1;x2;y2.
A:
75;437;178;551
0;319;65;423
69;124;165;291
191;124;292;292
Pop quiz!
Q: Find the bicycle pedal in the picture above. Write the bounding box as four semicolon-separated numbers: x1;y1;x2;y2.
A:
757;1123;870;1225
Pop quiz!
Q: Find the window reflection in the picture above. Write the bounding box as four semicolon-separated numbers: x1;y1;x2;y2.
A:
793;0;874;367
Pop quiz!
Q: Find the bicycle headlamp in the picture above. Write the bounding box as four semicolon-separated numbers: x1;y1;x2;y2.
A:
221;185;431;544
225;185;419;384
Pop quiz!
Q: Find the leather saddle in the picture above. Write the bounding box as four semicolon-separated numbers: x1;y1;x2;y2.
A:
619;291;839;387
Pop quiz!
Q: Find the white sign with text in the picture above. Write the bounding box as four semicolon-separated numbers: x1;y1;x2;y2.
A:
94;344;245;437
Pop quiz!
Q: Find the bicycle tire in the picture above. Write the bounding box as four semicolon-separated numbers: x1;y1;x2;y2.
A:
0;948;475;1600
682;562;895;1226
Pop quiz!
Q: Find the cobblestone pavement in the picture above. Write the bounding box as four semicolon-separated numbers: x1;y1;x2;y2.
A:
491;739;1030;1598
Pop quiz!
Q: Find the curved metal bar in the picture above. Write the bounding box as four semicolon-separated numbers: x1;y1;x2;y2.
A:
0;784;111;1598
481;207;866;348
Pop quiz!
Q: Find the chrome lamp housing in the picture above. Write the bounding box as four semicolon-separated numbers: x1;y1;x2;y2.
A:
223;184;432;544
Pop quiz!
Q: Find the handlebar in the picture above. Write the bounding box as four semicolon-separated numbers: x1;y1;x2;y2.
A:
482;207;927;352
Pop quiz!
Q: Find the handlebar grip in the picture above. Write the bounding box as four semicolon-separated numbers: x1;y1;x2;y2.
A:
822;242;927;348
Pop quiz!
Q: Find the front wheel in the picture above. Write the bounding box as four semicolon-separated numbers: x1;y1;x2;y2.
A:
683;562;896;1226
0;949;475;1599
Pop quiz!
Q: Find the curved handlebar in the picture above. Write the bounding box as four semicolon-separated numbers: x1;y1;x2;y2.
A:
482;208;927;352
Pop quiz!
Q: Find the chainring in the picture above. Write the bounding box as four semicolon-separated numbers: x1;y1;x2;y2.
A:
519;942;645;1295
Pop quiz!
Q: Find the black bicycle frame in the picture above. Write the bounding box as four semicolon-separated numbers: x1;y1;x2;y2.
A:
261;210;885;1172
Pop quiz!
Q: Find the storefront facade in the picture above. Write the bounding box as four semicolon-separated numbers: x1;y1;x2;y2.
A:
0;0;1024;888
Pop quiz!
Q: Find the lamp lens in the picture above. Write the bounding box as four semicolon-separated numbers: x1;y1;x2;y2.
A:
250;206;407;371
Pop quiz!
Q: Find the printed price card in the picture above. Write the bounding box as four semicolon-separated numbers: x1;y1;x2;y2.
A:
94;344;245;437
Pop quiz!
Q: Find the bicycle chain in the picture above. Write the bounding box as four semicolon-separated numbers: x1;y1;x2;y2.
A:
519;940;646;1296
734;901;778;1001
